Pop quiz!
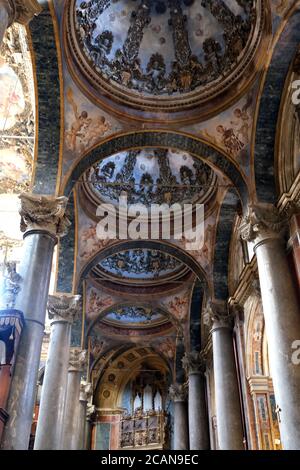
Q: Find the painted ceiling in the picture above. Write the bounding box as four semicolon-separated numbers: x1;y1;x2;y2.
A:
93;248;185;282
87;148;216;207
75;0;253;97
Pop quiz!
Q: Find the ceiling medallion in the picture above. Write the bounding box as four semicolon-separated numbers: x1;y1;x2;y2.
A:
65;0;269;122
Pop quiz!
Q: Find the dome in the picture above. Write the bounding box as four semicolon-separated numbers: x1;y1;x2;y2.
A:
65;0;268;121
91;248;188;285
84;147;217;208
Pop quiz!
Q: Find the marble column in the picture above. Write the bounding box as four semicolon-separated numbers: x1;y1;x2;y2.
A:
241;203;300;450
210;302;244;450
34;294;81;450
62;348;87;450
182;351;210;450
169;383;189;450
78;381;92;450
85;404;95;450
0;0;42;46
1;194;70;450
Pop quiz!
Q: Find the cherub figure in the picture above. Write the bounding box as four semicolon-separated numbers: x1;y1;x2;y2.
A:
65;88;92;152
85;115;111;148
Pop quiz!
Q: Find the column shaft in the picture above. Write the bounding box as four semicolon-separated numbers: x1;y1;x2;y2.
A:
212;325;244;450
62;370;81;450
188;373;210;450
255;237;300;449
1;232;56;450
34;321;72;449
174;400;189;450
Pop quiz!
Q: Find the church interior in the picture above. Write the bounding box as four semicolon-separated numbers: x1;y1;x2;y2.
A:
0;0;300;451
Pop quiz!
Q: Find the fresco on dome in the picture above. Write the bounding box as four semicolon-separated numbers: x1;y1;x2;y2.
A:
104;306;166;325
99;249;183;281
88;148;215;208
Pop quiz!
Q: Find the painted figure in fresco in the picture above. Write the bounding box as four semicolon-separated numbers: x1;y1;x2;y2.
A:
216;125;244;157
66;88;92;152
66;88;111;153
230;92;253;145
85;115;111;148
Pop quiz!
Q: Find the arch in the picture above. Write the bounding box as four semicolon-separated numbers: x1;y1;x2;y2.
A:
61;130;249;207
85;302;179;343
29;2;62;195
254;7;300;203
213;188;240;301
76;239;209;293
189;278;204;353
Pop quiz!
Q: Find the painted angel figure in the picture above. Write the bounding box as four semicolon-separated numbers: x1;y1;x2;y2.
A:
65;88;91;152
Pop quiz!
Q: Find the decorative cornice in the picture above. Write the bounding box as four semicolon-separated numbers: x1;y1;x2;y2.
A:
68;348;87;372
182;350;206;375
19;194;70;237
168;383;187;402
0;261;22;309
47;294;81;325
278;174;300;219
80;381;93;403
8;0;42;26
240;204;287;246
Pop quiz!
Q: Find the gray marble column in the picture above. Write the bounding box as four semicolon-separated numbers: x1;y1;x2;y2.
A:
85;404;95;450
34;294;81;450
1;194;69;450
241;203;300;450
0;0;42;46
169;383;189;450
62;348;87;450
210;303;244;450
182;351;210;450
78;381;92;450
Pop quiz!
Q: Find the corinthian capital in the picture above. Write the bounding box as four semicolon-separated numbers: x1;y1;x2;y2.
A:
203;301;233;331
240;203;287;245
80;381;93;403
182;350;206;375
69;348;87;372
168;383;187;402
47;294;81;325
19;194;70;237
8;0;42;25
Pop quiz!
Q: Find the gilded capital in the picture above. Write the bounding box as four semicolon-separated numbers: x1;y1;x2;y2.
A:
19;194;70;237
80;381;93;402
240;203;287;245
168;383;187;402
47;294;81;325
8;0;42;25
69;348;87;372
182;350;206;375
